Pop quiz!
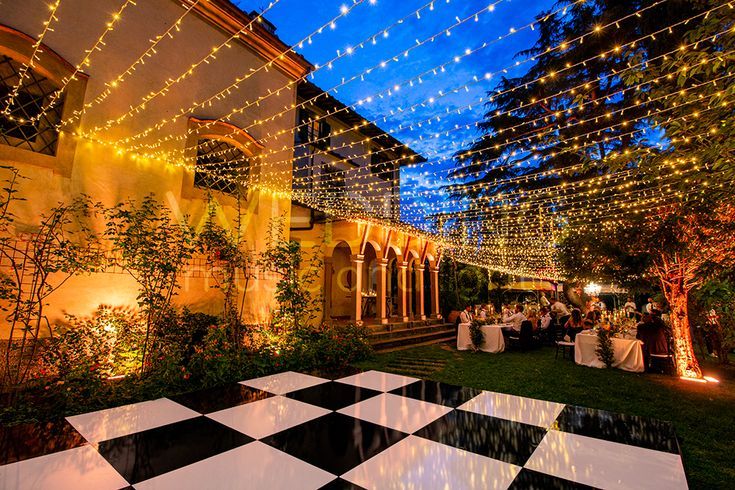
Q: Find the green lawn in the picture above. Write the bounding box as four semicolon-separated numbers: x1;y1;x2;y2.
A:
354;344;735;490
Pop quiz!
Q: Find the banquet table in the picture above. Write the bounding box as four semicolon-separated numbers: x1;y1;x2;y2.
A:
574;330;644;373
457;323;506;353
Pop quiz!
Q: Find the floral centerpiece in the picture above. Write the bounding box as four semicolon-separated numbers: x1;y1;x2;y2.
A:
469;319;487;351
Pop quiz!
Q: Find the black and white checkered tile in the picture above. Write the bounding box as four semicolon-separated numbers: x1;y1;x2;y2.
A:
0;370;688;489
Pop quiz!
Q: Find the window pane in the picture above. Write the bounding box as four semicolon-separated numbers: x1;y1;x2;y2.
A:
194;139;248;195
0;55;64;156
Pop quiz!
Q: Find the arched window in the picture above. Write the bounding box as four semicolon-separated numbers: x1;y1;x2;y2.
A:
0;25;86;174
0;54;65;155
183;118;262;200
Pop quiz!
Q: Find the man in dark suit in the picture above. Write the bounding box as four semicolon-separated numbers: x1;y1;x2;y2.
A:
636;310;669;369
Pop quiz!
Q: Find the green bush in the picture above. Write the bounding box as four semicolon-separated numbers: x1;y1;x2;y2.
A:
250;322;372;375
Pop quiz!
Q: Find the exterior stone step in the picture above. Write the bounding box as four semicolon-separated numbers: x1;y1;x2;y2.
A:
375;335;457;354
366;318;443;333
368;323;455;342
370;326;456;352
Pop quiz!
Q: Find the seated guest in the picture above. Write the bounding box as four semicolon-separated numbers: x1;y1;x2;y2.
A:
539;307;552;330
637;311;669;368
564;308;585;340
583;310;598;328
459;305;473;324
478;305;488;320
502;304;527;333
526;307;540;332
501;303;512;318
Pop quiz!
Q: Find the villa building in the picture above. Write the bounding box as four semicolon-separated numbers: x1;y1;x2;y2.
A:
0;0;442;332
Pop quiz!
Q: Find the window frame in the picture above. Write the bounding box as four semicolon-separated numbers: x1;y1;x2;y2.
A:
182;117;263;202
0;24;87;177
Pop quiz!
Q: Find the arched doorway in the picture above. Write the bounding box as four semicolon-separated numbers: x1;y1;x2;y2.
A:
386;247;400;320
361;242;379;322
327;241;353;320
423;258;433;317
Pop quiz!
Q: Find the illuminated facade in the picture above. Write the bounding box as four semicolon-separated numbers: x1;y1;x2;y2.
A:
0;0;441;331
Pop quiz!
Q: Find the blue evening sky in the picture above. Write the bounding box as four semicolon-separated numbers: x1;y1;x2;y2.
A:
236;0;555;226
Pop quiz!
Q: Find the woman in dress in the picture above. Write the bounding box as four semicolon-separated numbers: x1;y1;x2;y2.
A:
564;308;585;340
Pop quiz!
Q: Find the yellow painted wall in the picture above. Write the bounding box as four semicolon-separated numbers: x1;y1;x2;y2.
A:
0;0;299;334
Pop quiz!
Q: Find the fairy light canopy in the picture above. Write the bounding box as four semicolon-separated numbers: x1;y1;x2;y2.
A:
2;0;732;280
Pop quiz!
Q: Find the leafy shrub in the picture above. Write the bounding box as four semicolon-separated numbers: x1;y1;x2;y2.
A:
250;323;372;375
41;306;145;381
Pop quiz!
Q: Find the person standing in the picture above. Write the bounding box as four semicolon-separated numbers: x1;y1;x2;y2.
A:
636;311;669;368
539;292;551;308
459;305;473;324
624;296;637;319
644;298;654;314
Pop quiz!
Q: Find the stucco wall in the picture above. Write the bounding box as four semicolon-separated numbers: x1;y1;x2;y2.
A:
0;0;299;333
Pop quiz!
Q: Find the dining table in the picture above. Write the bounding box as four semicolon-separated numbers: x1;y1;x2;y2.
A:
574;329;644;373
457;323;507;353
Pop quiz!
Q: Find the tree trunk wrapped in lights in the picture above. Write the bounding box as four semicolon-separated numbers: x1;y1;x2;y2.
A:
560;204;735;379
655;255;701;378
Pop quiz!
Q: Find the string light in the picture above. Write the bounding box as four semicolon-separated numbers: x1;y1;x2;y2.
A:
58;0;203;128
149;4;726;188
1;0;63;115
28;0;138;124
8;0;727;277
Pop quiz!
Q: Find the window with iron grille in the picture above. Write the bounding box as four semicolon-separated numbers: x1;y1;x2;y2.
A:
0;55;65;156
194;138;248;195
296;108;330;149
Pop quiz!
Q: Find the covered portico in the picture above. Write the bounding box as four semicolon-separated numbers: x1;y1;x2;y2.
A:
322;222;441;325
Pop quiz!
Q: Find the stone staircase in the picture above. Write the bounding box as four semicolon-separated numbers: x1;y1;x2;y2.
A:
383;354;448;377
367;319;457;353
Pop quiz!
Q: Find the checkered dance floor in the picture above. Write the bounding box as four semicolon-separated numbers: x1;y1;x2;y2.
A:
0;370;688;489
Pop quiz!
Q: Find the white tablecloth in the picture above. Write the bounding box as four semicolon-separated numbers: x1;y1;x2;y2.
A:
574;331;644;373
457;323;506;353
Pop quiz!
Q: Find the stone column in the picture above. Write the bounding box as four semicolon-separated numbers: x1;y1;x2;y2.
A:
430;266;441;319
323;256;333;322
397;261;409;322
351;254;364;323
376;258;389;324
414;264;426;320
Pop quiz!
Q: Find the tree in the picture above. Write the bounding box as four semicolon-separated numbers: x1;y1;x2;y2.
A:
196;197;251;344
439;258;488;316
448;0;707;200
257;216;322;330
0;167;103;392
488;271;511;311
559;202;735;378
104;195;196;373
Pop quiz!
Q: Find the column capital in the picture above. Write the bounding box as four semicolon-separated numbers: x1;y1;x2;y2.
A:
350;254;365;263
376;257;389;268
414;264;426;272
397;261;409;269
